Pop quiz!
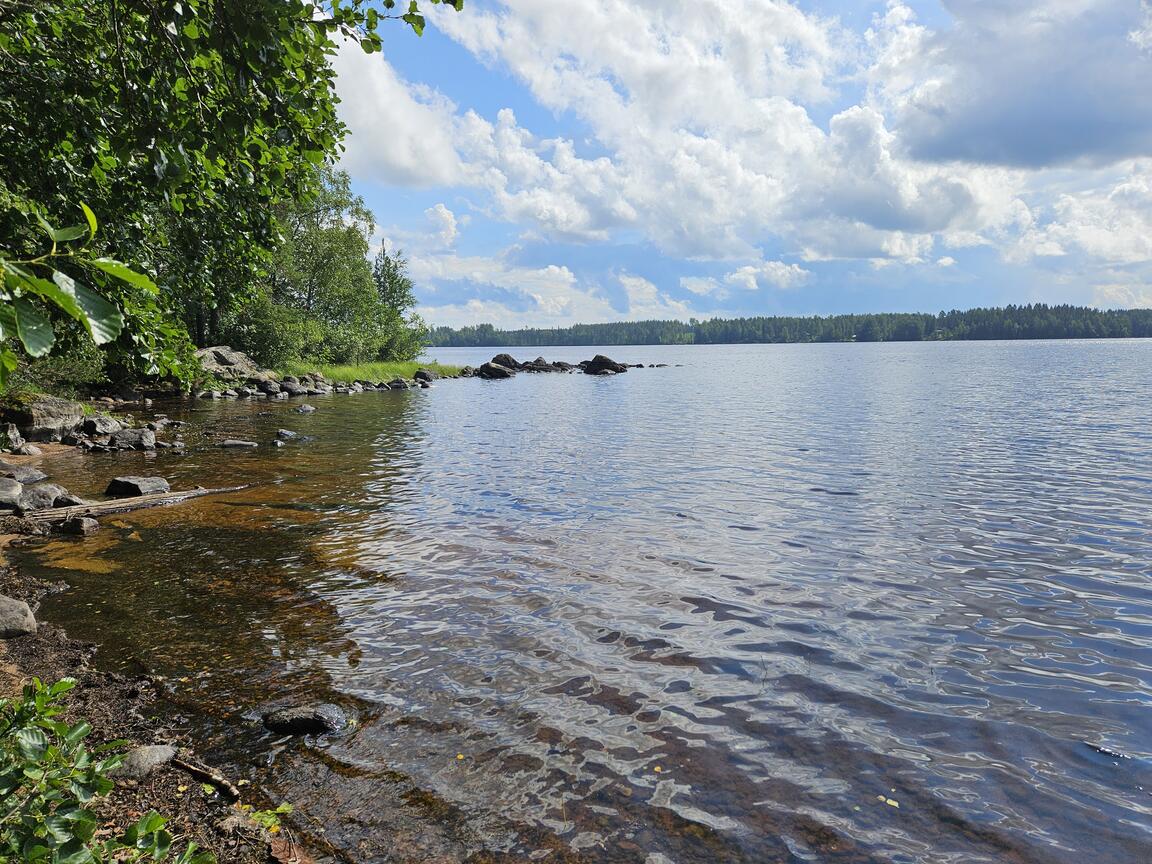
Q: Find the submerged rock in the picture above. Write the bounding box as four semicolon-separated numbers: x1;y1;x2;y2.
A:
60;516;100;536
296;404;317;414
276;429;298;440
218;440;258;448
106;476;171;498
0;595;36;638
262;703;348;736
0;478;23;510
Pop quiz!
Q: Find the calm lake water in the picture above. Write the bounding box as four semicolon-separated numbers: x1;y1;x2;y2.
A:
14;341;1152;863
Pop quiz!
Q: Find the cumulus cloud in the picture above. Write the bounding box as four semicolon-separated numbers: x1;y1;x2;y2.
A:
424;203;459;248
872;0;1152;167
332;43;462;186
332;0;1152;323
724;261;811;291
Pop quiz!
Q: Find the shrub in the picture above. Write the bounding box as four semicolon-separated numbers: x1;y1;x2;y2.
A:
0;678;214;863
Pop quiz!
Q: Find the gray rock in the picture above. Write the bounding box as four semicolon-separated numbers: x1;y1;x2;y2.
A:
272;440;285;448
0;423;24;450
113;745;177;779
0;396;85;442
18;483;69;512
0;595;36;638
414;368;440;382
194;346;265;382
490;353;521;370
60;517;99;536
105;476;170;498
581;354;629;375
0;461;46;484
477;362;515;380
296;404;316;414
109;428;156;451
459;366;476;378
0;478;23;510
218;440;258;448
280;382;309;397
262;704;348;736
82;416;123;436
14;444;42;457
54;493;89;507
276;429;298;440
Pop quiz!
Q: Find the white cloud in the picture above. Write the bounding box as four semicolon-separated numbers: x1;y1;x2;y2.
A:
680;276;727;299
1092;282;1152;308
424;203;459;248
936;256;957;267
724;261;810;291
332;44;462;186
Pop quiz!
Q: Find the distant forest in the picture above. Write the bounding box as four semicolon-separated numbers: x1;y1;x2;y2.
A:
428;304;1152;347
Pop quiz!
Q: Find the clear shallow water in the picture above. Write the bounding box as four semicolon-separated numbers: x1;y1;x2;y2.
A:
14;341;1152;863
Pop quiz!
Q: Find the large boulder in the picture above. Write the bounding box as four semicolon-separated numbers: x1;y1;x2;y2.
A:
477;362;515;380
0;595;36;638
106;476;170;498
280;381;309;397
0;423;24;451
262;704;348;736
194;346;265;381
413;368;440;382
82;416;123;436
490;353;521;371
0;478;23;511
18;483;71;512
0;396;85;442
581;354;628;375
0;461;46;484
109;428;156;451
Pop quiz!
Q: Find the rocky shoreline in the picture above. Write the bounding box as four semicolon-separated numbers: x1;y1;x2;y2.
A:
0;345;666;863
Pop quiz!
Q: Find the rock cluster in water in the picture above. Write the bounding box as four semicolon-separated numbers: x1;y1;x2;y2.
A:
461;353;655;379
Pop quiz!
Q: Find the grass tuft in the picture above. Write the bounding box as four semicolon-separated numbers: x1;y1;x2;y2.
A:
277;360;463;383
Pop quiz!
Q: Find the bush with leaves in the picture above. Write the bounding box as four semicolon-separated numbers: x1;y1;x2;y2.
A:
0;678;214;863
0;190;196;390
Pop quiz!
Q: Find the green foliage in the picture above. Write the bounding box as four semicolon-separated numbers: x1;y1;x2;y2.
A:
0;190;188;391
428;304;1152;347
0;678;214;864
223;168;427;367
242;802;292;834
0;0;461;371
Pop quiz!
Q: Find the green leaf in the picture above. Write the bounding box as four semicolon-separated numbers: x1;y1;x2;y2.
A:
15;727;49;761
73;282;125;345
402;12;425;35
13;297;56;357
54;224;88;242
90;258;158;293
80;203;97;241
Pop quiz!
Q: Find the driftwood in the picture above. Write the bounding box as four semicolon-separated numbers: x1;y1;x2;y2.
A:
25;484;251;524
172;755;243;800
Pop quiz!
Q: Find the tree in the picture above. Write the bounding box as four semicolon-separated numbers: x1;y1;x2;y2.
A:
0;0;462;381
371;247;425;361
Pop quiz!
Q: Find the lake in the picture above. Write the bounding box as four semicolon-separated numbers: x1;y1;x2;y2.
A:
13;340;1152;863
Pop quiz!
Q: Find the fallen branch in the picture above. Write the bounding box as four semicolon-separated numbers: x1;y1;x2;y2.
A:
25;484;252;523
172;756;243;801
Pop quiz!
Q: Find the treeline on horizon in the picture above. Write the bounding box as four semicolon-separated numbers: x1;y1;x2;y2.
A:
429;304;1152;347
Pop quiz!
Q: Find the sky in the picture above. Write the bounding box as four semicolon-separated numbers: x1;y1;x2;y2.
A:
332;0;1152;328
